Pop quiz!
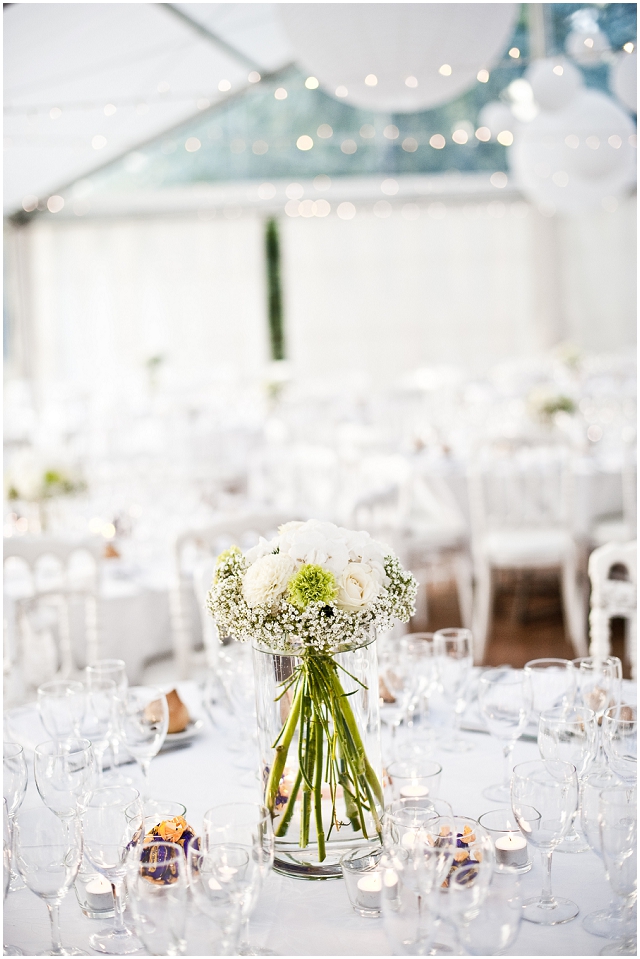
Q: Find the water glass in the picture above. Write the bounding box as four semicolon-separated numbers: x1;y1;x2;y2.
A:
387;760;442;801
81;785;144;955
13;805;85;956
478;667;532;802
523;658;575;719
602;705;637;783
118;686;168;799
34;739;95;820
187;843;244;956
452;864;522;955
3;742;28;892
37;680;85;742
127;840;188;956
434;628;474;752
511;759;579;925
598;785;637;956
82;678;117;784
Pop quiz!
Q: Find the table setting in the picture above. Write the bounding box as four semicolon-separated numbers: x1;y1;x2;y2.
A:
3;519;637;956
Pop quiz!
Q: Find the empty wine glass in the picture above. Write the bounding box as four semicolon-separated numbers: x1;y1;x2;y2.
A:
218;644;258;769
574;656;623;769
598;785;637;956
34;739;95;820
187;843;245;956
202;802;274;956
523;658;575;720
86;660;128;774
452;864;522;955
602;705;637;783
81;785;144;955
13;804;85;956
127;840;187;956
118;686;168;800
82;679;117;785
37;681;85;742
581;769;633;941
511;759;579;925
434;628;474;752
2;797;23;957
400;633;439;735
538;705;598;853
3;742;28;892
381;845;437;955
478;668;532;802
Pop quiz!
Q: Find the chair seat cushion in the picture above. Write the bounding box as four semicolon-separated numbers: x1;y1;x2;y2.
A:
480;528;574;567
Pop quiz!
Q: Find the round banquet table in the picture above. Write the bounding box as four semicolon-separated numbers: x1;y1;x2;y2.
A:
3;681;628;957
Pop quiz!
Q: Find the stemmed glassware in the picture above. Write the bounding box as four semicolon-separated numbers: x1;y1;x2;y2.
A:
399;633;439;738
574;656;623;769
523;658;575;720
82;678;117;785
511;759;579;925
187;843;247;956
598;785;637;956
434;628;474;752
118;686;168;799
34;739;95;821
86;660;128;774
80;785;144;955
12;804;86;956
3;797;24;958
203;802;275;956
3;742;28;892
602;704;637;782
37;681;85;742
451;864;522;955
218;643;258;769
538;705;598;853
127;840;188;956
478;667;532;802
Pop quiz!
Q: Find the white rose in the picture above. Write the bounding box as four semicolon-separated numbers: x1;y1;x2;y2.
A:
335;562;380;612
242;554;295;608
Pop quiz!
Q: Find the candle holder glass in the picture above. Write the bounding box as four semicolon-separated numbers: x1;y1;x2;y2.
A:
382;798;453;854
387;760;442;801
340;843;385;917
75;859;115;920
478;809;538;873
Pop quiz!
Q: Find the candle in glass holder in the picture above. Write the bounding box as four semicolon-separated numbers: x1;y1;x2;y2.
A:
85;875;113;910
400;783;430;799
494;832;527;867
356;873;382;909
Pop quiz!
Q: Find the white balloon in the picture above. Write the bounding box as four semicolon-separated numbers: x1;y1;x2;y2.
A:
478;101;516;139
525;57;583;112
509;89;636;214
278;3;519;113
611;51;637;113
565;28;610;65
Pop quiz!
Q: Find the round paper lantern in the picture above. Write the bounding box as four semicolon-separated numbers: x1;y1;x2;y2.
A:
525;57;583;112
478;100;516;139
278;4;519;112
611;51;637;113
509;89;636;213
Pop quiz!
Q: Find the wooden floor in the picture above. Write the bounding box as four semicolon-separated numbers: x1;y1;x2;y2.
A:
412;569;631;677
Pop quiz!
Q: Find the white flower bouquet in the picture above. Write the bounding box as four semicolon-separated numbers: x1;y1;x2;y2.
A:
208;519;417;863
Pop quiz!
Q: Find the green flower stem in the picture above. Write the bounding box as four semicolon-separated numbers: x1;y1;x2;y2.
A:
273;766;302;838
301;714;315;848
265;679;303;812
313;716;325;861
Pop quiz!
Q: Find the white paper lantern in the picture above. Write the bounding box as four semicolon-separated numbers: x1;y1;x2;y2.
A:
525;57;583;112
478;101;516;139
278;4;519;112
611;51;637;113
509;89;636;213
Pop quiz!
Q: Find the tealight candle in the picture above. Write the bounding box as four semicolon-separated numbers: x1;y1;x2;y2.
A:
400;784;430;799
495;833;527;867
85;875;113;910
356;873;382;910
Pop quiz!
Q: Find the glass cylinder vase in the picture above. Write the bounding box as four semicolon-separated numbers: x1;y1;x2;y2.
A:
252;631;383;880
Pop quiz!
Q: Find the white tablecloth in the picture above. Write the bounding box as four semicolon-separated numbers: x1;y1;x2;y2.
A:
4;681;627;957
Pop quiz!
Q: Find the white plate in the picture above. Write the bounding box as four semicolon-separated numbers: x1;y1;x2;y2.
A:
164;718;204;745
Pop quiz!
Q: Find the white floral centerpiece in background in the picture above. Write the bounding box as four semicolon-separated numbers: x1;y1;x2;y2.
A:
208;519;417;869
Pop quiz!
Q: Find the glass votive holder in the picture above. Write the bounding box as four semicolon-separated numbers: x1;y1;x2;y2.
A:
387;760;442;801
75;858;115;920
383;797;454;852
340;843;385;917
477;809;538;873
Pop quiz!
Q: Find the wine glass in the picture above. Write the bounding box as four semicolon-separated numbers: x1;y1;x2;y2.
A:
118;686;168;799
3;797;23;957
187;843;245;956
86;660;128;774
34;739;95;820
12;805;86;956
127;840;187;956
3;742;28;891
538;705;598;853
218;643;258;769
598;785;637;956
581;769;634;941
37;681;85;742
523;658;575;720
202;802;274;956
511;759;579;924
452;864;522;955
82;678;117;786
400;633;439;736
574;656;623;769
434;628;474;752
81;785;144;955
381;845;437;955
602;705;637;783
478;668;532;802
